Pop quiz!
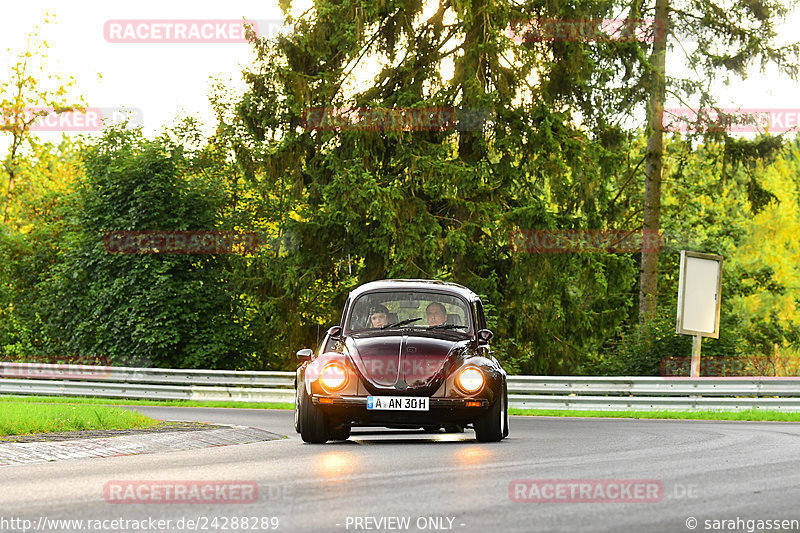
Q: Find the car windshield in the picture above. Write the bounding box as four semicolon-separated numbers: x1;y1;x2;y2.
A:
347;291;472;334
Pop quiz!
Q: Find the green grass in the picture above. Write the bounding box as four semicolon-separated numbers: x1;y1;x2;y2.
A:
0;394;293;410
3;395;799;423
509;408;800;422
0;398;162;436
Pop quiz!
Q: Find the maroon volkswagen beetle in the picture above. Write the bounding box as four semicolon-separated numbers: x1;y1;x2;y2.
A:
294;279;508;443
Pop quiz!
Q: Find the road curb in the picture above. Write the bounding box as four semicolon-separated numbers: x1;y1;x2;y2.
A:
0;425;284;466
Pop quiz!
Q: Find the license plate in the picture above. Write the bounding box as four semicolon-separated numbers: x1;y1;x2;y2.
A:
367;396;429;411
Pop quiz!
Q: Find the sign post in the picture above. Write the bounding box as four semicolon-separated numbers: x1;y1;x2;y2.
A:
676;251;723;377
691;334;702;377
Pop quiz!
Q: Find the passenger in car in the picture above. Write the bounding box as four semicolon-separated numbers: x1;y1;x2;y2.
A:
369;305;390;328
426;302;447;326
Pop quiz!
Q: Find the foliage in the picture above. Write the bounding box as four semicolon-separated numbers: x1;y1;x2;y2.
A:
39;126;255;369
0;15;85;224
2;8;800;376
585;135;800;376
210;0;651;373
0;138;83;358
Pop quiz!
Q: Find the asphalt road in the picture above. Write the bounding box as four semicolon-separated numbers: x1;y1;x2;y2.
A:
3;406;800;533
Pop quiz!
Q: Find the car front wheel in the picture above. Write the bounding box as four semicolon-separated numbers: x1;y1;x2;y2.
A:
473;384;507;442
299;385;331;443
294;386;302;433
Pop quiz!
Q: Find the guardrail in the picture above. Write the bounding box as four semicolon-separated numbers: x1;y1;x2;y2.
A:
507;376;800;411
3;362;800;411
0;362;296;403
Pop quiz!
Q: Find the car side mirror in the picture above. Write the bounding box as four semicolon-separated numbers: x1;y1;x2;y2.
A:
477;329;493;345
296;348;313;361
327;325;342;338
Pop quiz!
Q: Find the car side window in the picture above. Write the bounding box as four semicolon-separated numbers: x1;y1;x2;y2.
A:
324;335;340;352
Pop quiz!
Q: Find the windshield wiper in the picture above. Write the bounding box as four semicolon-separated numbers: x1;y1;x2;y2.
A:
382;317;422;329
427;324;469;330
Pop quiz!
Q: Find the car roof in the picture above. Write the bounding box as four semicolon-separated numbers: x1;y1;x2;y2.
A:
347;279;480;302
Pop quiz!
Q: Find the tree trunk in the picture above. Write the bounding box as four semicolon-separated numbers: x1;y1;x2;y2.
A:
638;0;668;324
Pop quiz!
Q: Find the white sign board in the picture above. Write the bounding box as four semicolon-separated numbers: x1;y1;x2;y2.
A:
676;251;723;338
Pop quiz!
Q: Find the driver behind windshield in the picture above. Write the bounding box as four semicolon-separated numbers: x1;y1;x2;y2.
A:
368;305;390;328
426;302;447;326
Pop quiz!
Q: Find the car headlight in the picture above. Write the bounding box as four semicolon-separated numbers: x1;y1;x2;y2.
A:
456;366;484;393
319;362;348;392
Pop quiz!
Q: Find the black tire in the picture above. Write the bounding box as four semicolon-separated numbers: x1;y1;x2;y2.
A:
294;386;302;434
299;385;330;443
502;385;510;438
330;424;351;440
443;424;464;433
473;383;507;442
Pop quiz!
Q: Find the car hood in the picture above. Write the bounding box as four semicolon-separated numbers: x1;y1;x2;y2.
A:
345;333;466;394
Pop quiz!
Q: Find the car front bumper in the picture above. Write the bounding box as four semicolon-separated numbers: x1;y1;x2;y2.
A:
312;395;487;408
311;395;490;426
